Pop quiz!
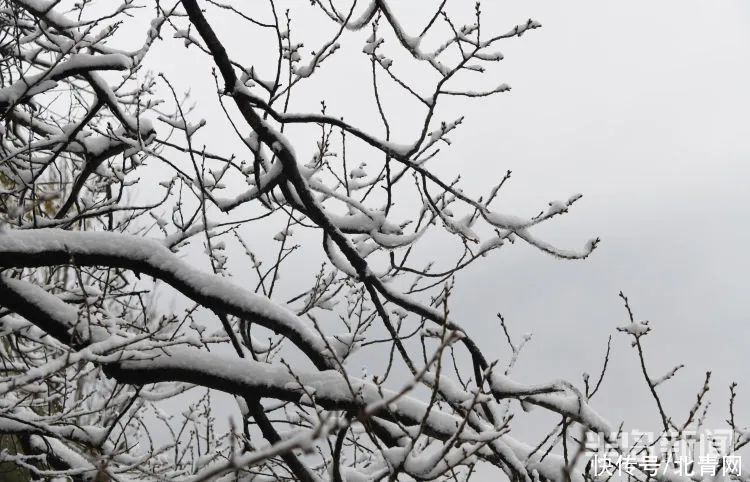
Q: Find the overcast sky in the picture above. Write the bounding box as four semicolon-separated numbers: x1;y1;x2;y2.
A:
138;0;750;474
444;0;750;439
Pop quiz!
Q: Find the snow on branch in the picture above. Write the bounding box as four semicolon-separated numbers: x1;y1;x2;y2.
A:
0;1;736;481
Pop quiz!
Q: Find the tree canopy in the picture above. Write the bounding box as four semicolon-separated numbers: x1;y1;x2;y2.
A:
0;1;745;481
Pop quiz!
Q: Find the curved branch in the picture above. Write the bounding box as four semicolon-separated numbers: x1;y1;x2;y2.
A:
0;229;332;369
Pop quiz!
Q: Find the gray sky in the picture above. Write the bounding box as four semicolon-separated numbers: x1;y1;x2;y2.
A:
447;0;750;439
139;0;750;475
